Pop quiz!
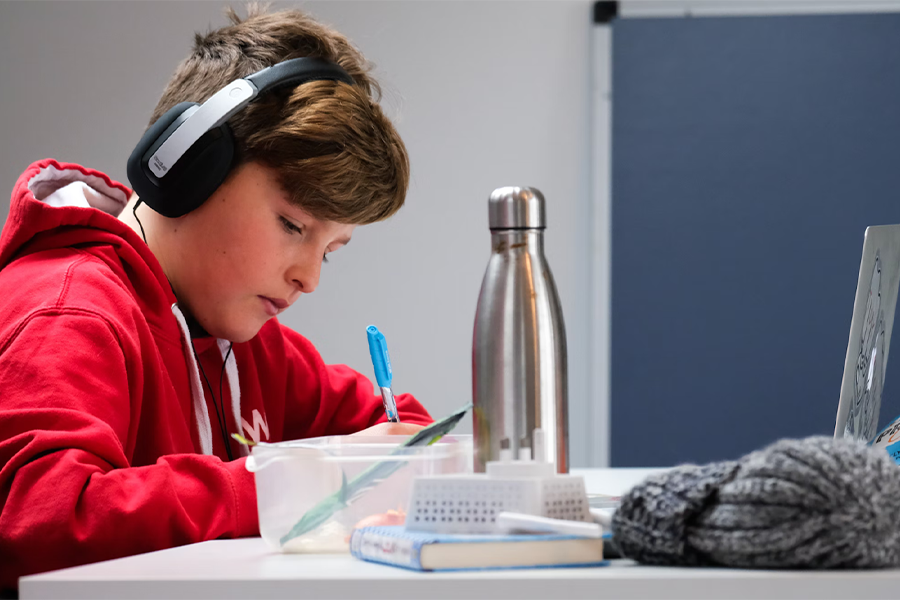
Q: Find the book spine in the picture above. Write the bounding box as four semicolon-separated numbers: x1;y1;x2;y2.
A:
350;529;424;570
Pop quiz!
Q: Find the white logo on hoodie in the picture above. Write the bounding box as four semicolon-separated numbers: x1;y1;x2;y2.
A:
241;409;270;444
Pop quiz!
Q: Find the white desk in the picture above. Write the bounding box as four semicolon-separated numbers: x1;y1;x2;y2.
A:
19;468;900;599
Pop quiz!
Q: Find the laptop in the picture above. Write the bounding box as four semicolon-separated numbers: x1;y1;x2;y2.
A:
834;225;900;462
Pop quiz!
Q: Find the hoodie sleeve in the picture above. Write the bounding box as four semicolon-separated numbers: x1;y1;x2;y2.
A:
275;324;433;440
0;312;258;589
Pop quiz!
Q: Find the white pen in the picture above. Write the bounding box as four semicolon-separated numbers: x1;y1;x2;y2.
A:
496;511;604;538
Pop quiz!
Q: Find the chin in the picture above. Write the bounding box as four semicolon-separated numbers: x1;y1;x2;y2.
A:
229;325;264;344
225;331;258;344
209;321;264;344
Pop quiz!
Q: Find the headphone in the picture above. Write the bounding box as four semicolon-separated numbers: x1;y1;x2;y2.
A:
126;57;354;218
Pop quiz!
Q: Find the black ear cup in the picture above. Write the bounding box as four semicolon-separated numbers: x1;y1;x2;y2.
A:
126;102;235;218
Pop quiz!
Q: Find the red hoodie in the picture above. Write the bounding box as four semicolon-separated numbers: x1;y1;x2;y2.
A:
0;159;432;588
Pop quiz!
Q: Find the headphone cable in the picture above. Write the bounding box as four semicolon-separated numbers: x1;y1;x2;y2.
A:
193;342;235;461
132;198;148;245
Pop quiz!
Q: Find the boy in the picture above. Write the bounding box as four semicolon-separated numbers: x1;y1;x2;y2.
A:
0;5;431;590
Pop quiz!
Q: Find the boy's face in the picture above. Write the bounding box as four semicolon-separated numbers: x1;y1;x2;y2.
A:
163;161;355;343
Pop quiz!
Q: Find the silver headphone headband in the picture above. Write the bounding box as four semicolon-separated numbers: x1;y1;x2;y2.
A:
148;79;258;178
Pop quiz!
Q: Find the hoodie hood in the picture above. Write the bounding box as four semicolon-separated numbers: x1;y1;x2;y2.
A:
1;159;240;456
1;160;177;323
2;160;132;267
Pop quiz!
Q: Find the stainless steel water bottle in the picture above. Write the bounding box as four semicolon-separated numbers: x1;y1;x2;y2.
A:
472;186;569;473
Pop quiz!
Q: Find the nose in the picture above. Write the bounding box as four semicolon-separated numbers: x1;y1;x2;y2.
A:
286;250;322;295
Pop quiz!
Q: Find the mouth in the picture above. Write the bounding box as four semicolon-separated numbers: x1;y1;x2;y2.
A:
259;296;288;317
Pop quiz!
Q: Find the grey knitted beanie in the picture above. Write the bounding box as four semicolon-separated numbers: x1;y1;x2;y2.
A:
611;436;900;569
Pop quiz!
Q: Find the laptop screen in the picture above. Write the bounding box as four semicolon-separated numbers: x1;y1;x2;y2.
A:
835;225;900;463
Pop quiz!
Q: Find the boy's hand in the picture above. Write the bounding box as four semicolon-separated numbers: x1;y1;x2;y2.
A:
351;422;425;437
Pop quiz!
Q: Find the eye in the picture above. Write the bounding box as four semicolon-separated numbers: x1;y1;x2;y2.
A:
279;216;302;235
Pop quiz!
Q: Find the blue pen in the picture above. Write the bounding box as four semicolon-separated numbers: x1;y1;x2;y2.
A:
366;325;400;423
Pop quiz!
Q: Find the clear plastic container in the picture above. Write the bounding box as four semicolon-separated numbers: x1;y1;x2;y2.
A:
246;434;472;553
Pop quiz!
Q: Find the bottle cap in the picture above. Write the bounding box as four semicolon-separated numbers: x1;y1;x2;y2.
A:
488;186;546;230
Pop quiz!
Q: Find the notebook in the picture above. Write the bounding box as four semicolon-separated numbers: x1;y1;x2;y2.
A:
349;525;606;572
834;225;900;463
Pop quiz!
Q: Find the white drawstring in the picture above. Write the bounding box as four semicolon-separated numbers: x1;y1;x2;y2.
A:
171;304;213;455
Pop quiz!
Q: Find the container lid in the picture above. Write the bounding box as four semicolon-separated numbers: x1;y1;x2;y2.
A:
244;434;473;472
488;186;545;229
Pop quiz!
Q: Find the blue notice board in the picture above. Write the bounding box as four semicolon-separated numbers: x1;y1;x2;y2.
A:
609;11;900;466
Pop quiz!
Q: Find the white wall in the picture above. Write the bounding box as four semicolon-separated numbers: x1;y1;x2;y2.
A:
0;1;599;466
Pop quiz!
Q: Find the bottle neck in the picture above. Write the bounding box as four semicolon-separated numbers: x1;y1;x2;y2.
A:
489;228;545;254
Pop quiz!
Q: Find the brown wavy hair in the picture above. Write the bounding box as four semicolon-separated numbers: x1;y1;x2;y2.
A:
148;3;408;224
